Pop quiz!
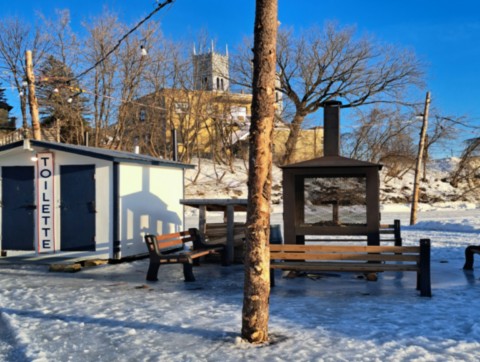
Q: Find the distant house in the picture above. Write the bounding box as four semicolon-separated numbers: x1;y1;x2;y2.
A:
0;139;193;261
0;101;15;132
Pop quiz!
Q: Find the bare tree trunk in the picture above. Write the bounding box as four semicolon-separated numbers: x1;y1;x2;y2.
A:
241;0;277;344
282;112;305;164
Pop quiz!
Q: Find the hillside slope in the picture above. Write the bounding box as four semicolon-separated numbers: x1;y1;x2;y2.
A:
184;157;479;208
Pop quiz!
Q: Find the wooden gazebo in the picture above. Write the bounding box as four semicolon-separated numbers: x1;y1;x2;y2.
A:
282;101;383;246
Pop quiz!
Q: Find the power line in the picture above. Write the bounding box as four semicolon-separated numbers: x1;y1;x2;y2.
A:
72;0;175;82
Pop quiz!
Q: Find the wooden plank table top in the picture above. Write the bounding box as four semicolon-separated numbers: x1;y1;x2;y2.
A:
180;199;248;212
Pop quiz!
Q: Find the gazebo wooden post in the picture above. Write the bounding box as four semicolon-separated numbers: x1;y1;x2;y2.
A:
332;201;339;225
294;175;306;245
225;205;235;264
366;167;380;246
198;205;207;237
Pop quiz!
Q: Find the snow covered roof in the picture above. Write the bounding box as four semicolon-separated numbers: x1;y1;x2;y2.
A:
0;139;194;169
281;155;382;169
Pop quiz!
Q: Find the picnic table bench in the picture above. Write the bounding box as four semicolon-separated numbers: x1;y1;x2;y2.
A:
269;239;431;297
144;228;225;282
301;220;403;246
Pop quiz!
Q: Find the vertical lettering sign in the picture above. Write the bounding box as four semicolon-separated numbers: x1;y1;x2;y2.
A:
37;153;55;253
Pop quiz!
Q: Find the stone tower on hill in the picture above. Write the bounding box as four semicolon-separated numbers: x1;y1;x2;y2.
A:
193;44;229;92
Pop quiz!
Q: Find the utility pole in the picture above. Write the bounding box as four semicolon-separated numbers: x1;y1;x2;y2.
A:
410;91;431;225
423;134;429;181
25;50;41;140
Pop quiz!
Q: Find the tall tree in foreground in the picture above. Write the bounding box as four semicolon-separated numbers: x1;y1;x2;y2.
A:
241;0;277;344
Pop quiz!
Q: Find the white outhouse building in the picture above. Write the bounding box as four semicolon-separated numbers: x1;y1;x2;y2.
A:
0;139;193;261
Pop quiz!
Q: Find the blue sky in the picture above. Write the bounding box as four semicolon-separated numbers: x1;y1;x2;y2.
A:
3;0;480;153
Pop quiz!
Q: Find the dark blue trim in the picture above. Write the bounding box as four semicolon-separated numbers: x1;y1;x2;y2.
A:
113;162;121;259
0;141;23;152
0;140;194;169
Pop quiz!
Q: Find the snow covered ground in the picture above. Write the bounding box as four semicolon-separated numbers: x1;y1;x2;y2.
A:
1;206;480;362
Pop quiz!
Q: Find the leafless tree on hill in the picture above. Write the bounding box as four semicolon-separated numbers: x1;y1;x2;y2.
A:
342;107;417;181
233;22;424;165
81;13;120;147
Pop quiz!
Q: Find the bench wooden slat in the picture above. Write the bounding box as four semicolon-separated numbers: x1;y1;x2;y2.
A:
270;252;419;262
379;223;395;229
270;261;420;272
154;239;184;250
305;239;368;242
154;231;192;242
189;247;224;258
301;219;402;245
270;244;419;253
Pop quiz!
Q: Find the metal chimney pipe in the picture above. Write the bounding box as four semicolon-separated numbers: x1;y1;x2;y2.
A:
323;100;342;156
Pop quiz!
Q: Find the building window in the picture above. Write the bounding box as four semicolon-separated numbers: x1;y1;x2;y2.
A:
221;78;224;91
231;106;247;121
216;77;220;90
139;109;146;122
174;102;189;114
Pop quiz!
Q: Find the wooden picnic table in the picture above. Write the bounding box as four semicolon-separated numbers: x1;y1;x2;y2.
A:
180;199;247;265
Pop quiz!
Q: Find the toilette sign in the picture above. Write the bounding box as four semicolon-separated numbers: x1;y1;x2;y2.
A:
36;152;55;253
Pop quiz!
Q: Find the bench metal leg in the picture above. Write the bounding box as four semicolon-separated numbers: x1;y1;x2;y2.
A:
270;268;275;287
419;239;432;297
146;261;160;282
394;219;402;246
183;263;196;282
463;246;480;270
219;250;228;267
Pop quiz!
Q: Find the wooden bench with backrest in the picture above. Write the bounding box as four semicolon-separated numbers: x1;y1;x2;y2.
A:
144;228;225;282
380;220;402;246
303;220;403;245
269;239;431;297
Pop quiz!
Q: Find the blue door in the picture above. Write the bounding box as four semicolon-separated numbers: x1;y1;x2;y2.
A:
2;166;35;250
60;165;96;251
